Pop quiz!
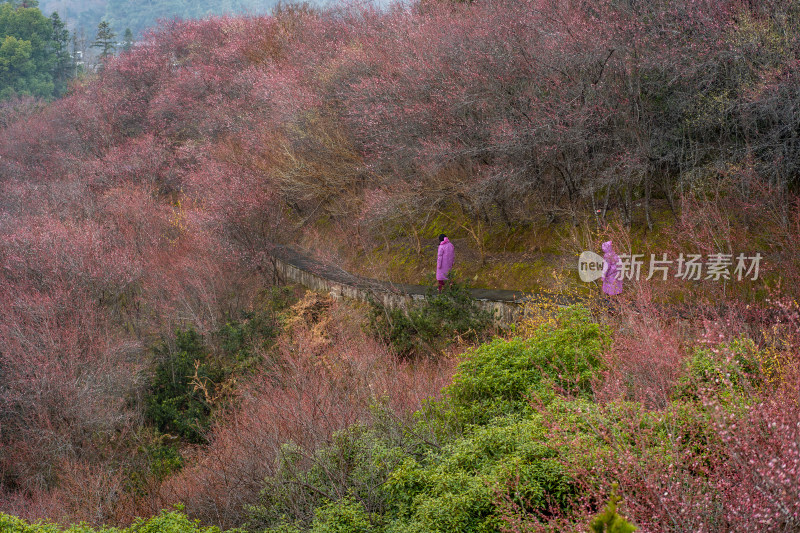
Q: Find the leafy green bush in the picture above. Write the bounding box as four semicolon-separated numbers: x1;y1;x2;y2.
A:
369;282;495;357
245;306;620;532
439;305;609;426
144;288;292;443
252;416;579;533
145;328;221;443
219;286;295;365
256;497;376;533
0;509;240;533
385;416;575;533
249;422;411;531
588;485;637;533
310;497;373;533
124;434;184;498
675;336;763;402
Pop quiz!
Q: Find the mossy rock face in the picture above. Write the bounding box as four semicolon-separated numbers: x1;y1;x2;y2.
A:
474;258;563;293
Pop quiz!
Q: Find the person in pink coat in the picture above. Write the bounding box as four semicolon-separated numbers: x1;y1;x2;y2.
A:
601;240;623;296
437;234;455;292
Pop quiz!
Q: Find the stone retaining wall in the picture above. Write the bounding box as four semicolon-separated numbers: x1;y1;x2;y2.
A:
271;253;527;324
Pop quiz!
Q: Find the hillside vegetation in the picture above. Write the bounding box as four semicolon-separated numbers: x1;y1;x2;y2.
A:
39;0;275;38
0;2;72;99
0;0;799;531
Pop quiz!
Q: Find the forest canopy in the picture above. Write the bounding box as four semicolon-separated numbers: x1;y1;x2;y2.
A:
0;1;70;98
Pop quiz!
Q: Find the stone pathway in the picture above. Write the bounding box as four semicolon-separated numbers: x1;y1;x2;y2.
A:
271;246;577;323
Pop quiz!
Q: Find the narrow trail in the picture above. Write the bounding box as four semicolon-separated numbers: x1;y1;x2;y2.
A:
270;246;578;323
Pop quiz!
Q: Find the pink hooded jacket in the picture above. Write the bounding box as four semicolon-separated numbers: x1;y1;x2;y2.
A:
437;237;455;281
601;240;623;296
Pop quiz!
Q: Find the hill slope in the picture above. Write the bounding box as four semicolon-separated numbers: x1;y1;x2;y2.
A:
0;0;799;529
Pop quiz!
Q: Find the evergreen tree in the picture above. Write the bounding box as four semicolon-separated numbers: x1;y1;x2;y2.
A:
92;20;115;60
48;11;71;96
122;27;132;52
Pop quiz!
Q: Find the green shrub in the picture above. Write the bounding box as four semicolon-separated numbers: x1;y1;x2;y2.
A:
369;282;495;358
262;524;303;533
218;287;293;366
0;509;239;533
249;423;411;531
0;513;59;533
438;305;609;426
588;485;637;533
124;434;184;498
385;416;575;533
249;308;609;533
310;497;374;533
218;316;269;366
145;328;221;443
675;336;763;402
144;289;291;443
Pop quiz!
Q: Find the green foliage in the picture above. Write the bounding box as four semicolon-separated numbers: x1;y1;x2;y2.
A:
0;509;240;532
48;11;70;96
250;422;409;531
251;416;578;533
439;306;609;426
385;417;575;533
221;286;293;367
262;524;303;533
122;27;133;51
92;20;115;59
588;485;636;533
0;1;61;98
675;336;763;401
369;282;495;357
124;434;184;497
310;497;373;533
0;512;57;533
145;328;219;443
218;313;272;368
144;290;289;443
249;306;606;532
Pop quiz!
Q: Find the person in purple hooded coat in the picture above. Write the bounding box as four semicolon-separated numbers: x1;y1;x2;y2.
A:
437;233;455;292
601;240;623;296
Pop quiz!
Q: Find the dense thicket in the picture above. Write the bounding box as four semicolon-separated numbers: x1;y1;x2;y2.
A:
0;0;799;530
7;0;799;229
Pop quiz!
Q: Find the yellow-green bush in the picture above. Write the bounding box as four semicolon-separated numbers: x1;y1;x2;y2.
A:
0;510;240;533
439;305;610;426
385;417;574;533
